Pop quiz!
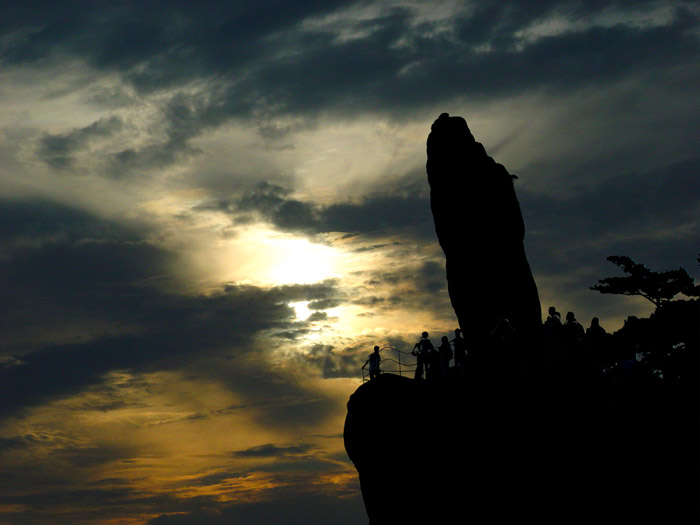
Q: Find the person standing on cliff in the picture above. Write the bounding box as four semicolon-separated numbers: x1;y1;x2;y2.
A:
452;328;467;374
544;306;562;336
412;331;433;380
562;311;585;347
366;345;381;380
438;335;453;378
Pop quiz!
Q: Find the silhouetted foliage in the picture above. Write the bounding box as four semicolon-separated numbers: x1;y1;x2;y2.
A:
591;255;698;308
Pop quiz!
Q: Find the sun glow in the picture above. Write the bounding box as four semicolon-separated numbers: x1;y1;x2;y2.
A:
264;235;340;285
207;228;344;287
290;301;312;320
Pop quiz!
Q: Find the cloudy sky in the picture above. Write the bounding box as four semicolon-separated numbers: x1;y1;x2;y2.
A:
1;1;698;523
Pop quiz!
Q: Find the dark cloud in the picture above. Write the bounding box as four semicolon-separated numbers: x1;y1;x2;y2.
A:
203;179;434;239
0;198;171;348
307;298;342;310
192;470;249;487
307;311;328;322
0;434;37;451
6;1;695;144
37;116;122;169
302;344;367;379
522;158;700;275
231;442;314;458
148;489;366;525
0;485;221;525
419;260;446;294
0;198;139;246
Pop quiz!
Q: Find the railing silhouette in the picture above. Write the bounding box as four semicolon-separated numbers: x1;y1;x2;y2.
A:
361;345;417;383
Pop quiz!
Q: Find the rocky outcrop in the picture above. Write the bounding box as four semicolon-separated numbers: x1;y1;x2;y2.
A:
344;114;698;524
426;113;542;345
344;372;698;524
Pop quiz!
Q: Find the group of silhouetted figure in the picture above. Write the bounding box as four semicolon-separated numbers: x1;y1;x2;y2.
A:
409;329;467;381
544;306;606;347
365;305;619;381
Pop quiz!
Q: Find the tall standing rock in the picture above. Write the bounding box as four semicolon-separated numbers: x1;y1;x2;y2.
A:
426;113;542;345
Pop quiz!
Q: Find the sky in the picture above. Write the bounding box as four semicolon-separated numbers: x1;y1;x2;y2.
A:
0;1;698;523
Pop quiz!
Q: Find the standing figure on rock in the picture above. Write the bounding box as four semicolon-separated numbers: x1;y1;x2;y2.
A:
544;306;563;338
426;113;542;348
366;345;381;380
562;311;585;354
438;335;453;378
452;328;467;374
412;331;434;380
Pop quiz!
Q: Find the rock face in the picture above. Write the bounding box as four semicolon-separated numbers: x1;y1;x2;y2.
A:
426;113;542;345
344;372;698;524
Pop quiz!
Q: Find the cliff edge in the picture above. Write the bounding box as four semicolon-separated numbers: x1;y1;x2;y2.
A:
344;368;697;523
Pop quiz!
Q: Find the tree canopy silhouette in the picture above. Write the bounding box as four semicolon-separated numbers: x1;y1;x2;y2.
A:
591;255;698;308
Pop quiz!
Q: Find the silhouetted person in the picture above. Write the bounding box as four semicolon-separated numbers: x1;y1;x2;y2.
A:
586;317;606;340
562;311;585;352
585;317;608;363
452;328;467;374
426;345;440;381
541;306;565;366
412;331;434;380
366;346;381;380
438;335;453;378
544;306;562;335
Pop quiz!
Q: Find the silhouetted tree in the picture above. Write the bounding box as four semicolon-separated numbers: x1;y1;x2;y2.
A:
591;255;698;308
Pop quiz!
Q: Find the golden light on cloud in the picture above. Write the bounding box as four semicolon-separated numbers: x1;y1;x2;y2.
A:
202;228;344;287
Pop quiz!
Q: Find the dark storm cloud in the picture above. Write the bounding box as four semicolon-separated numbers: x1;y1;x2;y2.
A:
300;344;359;379
0;1;354;73
0;485;221;525
148;490;366;525
37;116;122;169
307;311;328;322
0;198;137;246
254;2;698;116
0;199;169;348
231;442;314;458
522;157;700;274
0;435;37;451
4;1;696;140
204;179;434;239
0;198;349;421
419;260;446;294
270;280;345;304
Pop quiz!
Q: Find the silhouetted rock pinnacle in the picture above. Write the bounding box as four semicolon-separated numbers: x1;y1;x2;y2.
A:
427;113;542;345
